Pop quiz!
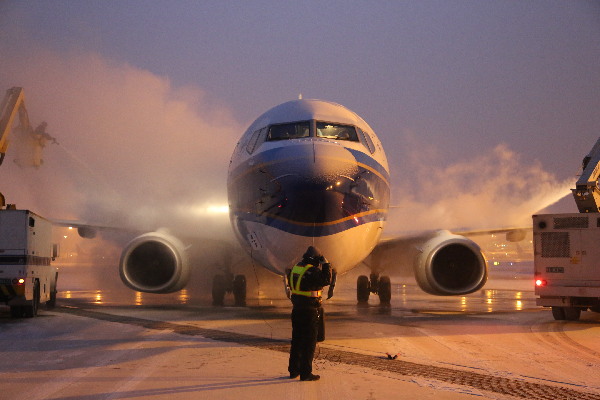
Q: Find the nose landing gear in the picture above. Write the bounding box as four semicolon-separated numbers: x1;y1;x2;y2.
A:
357;273;391;305
212;271;247;306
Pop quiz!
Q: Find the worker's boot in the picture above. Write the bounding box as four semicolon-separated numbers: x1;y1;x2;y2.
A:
300;373;320;381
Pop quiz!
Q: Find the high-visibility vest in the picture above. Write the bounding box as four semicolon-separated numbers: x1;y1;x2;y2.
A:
289;263;322;297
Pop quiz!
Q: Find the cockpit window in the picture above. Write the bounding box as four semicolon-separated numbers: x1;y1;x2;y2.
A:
246;127;266;154
357;128;376;153
316;122;359;141
267;121;310;141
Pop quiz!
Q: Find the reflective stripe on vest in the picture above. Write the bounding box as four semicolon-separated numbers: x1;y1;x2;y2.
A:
290;264;322;297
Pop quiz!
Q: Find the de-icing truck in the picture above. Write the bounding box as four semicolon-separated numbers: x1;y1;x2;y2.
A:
0;87;60;317
533;138;600;321
0;209;59;317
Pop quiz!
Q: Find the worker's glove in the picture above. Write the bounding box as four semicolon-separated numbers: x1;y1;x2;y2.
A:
327;269;337;299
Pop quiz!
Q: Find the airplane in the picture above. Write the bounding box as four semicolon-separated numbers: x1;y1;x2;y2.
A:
113;98;503;306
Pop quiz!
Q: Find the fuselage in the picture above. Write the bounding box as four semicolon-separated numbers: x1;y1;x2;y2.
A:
227;100;390;275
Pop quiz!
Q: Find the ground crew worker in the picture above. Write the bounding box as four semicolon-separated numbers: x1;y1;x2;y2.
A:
287;246;332;381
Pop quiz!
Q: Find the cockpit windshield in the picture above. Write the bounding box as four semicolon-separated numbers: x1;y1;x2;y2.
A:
266;120;361;143
267;121;310;141
316;122;359;141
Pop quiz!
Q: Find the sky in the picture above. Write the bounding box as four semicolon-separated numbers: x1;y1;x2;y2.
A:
1;1;599;232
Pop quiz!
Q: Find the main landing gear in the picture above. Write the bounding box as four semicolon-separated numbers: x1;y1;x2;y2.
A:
357;273;391;305
212;271;247;307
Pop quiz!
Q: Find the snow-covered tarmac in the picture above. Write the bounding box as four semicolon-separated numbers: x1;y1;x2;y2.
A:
1;270;600;400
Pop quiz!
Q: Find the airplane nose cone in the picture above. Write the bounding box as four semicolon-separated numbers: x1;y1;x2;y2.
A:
258;141;376;227
228;139;389;236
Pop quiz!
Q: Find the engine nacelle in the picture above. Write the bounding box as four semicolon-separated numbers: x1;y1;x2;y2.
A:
119;230;190;293
414;231;487;296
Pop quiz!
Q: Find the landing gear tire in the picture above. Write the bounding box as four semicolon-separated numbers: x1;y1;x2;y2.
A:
212;274;226;306
233;275;246;306
564;307;581;321
378;275;391;305
551;306;566;320
357;275;370;303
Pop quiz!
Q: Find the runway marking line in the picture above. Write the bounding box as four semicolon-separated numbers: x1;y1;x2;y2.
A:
56;306;600;400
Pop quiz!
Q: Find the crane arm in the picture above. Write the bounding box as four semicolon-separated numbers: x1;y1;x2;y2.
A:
0;87;31;166
572;137;600;213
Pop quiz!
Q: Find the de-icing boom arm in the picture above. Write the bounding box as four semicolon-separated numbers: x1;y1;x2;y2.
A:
572;137;600;213
0;87;29;166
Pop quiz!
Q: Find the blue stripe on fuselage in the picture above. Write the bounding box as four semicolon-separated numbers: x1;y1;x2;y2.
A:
231;208;387;237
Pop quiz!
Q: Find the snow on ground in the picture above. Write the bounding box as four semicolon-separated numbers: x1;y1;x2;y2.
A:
1;268;599;399
1;310;497;400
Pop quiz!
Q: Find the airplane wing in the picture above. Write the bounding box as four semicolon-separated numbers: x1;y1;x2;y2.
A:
50;218;248;300
51;219;137;238
453;227;529;241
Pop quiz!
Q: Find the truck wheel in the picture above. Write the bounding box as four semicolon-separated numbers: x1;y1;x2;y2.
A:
46;272;58;308
551;306;566;320
10;306;23;318
46;289;57;308
24;281;40;318
563;307;581;321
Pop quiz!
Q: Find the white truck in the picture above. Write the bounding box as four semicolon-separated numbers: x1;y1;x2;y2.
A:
0;87;61;317
0;209;59;317
533;138;600;321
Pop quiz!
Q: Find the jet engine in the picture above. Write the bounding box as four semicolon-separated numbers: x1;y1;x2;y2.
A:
119;230;190;293
414;231;487;296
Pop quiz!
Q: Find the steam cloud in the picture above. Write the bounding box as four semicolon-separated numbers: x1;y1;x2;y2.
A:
1;47;573;251
1;47;242;239
386;134;574;233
